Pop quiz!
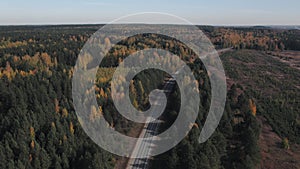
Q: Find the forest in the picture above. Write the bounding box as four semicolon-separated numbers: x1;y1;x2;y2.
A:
0;25;299;169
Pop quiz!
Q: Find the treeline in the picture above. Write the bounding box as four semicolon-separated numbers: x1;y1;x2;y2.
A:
200;26;300;51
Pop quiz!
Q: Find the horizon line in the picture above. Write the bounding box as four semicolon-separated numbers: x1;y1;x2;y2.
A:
0;23;299;27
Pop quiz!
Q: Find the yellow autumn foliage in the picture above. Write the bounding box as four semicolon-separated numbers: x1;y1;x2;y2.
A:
249;99;257;116
30;126;35;140
62;108;68;118
70;122;74;135
30;140;35;149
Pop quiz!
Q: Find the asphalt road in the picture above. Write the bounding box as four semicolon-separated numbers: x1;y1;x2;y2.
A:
126;78;176;169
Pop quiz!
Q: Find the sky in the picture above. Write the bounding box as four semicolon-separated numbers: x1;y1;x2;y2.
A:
0;0;299;25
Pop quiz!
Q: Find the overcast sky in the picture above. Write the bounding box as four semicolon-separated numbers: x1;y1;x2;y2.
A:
0;0;299;25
